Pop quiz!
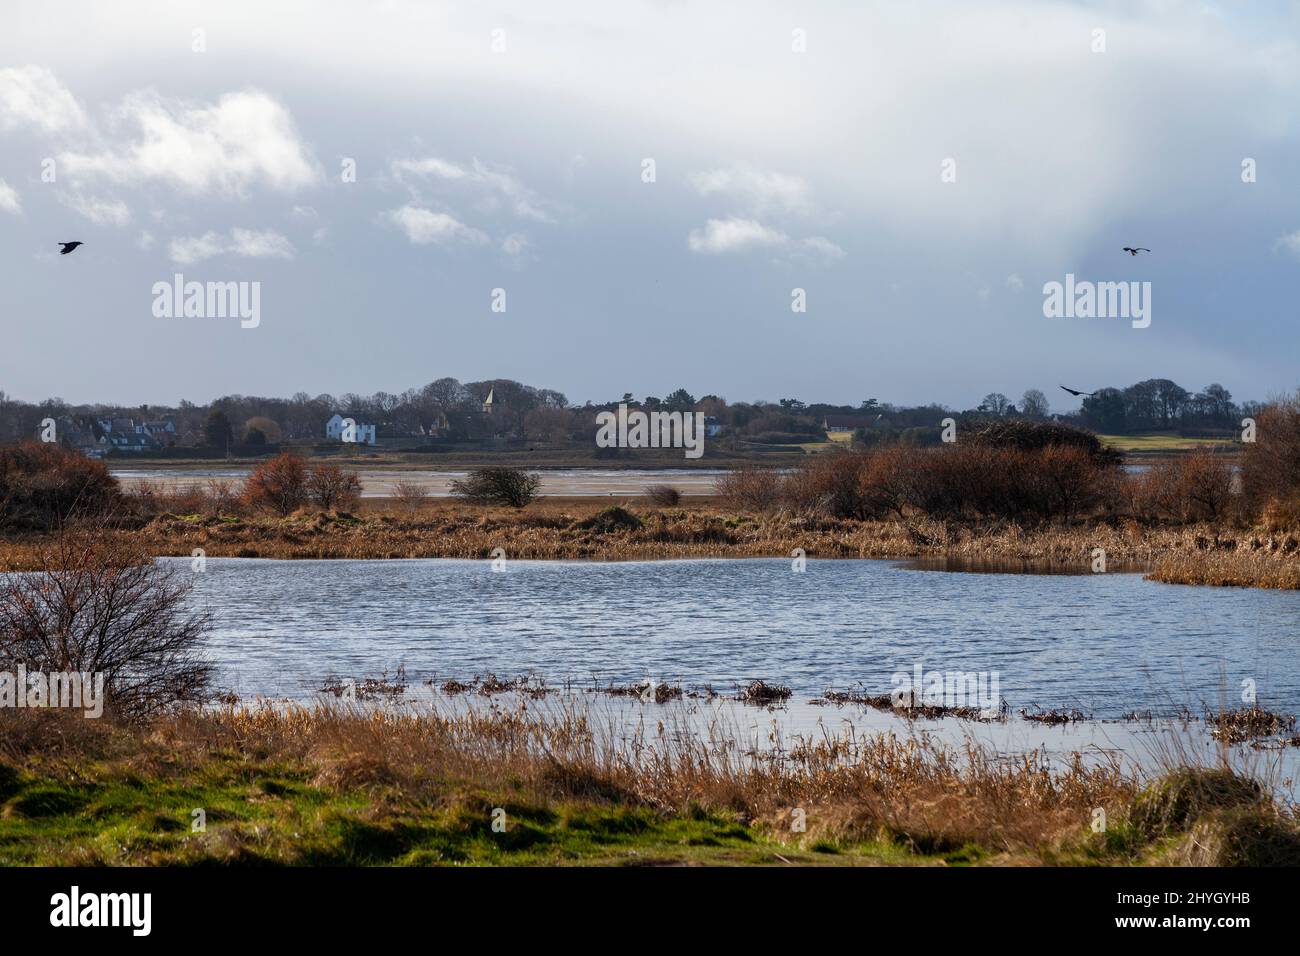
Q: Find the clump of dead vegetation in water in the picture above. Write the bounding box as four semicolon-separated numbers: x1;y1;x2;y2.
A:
319;666;409;700
736;680;792;705
817;686;1005;722
1205;705;1297;744
1020;706;1088;725
591;679;683;704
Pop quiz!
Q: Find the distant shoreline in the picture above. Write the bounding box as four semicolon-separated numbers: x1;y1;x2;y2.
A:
2;498;1295;589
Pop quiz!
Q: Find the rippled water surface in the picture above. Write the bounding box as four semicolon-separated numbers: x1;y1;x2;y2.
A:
177;557;1300;717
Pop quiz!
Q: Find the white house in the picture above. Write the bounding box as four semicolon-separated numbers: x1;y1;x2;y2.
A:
325;413;377;445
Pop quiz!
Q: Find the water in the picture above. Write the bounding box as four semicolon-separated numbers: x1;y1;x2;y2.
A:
179;557;1300;717
112;467;726;497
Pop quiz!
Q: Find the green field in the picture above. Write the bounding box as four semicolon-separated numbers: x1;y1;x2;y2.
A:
1096;432;1237;453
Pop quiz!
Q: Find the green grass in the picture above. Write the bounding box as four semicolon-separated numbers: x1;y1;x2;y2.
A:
1096;432;1236;452
0;756;945;867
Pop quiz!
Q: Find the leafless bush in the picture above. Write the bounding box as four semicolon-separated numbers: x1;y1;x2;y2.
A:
449;467;540;508
1242;396;1300;518
243;452;308;515
0;527;213;720
0;442;120;530
126;478;244;517
1136;451;1236;523
390;479;431;511
643;484;682;506
306;463;363;511
715;466;783;511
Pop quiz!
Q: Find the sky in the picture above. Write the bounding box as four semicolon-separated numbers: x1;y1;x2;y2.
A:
1;0;1299;414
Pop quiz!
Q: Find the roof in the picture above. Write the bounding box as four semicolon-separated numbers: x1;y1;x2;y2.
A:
823;414;880;429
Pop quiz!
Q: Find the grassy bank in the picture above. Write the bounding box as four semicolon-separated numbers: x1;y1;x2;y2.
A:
3;704;1296;866
3;499;1298;589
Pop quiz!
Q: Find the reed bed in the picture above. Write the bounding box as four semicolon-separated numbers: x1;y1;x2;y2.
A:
3;501;1296;590
3;701;1297;865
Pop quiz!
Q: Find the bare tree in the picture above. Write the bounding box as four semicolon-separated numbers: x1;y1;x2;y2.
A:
0;528;213;720
306;463;362;511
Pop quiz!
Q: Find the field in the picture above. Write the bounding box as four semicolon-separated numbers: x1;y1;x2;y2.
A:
1097;432;1238;454
3;705;1295;866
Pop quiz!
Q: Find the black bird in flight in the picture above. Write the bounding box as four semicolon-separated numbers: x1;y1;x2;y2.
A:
1122;247;1150;256
1059;385;1094;398
58;241;83;255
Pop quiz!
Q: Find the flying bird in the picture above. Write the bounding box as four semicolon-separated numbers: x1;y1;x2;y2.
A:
58;242;83;255
1059;385;1094;398
1122;247;1150;256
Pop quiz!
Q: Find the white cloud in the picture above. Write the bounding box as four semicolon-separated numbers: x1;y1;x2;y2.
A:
501;232;529;256
392;157;556;222
59;90;320;196
0;179;20;215
688;166;811;216
137;231;156;251
168;227;296;264
1006;274;1025;291
1275;230;1300;261
0;65;85;134
688;217;842;263
385;206;489;246
57;192;131;226
688;218;786;254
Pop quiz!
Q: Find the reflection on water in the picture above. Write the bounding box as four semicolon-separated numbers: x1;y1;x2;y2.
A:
113;467;727;497
899;556;1150;575
178;557;1300;721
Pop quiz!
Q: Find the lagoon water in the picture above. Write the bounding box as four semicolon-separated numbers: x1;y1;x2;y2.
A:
113;467;727;497
177;556;1300;717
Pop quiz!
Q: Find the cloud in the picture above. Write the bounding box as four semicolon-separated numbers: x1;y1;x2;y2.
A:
0;179;20;215
59;90;320;196
57;192;131;226
687;217;843;263
501;232;529;256
688;218;786;254
688;166;811;216
0;65;85;134
168;227;296;264
1006;274;1025;291
1275;230;1300;262
384;206;489;246
392;156;556;222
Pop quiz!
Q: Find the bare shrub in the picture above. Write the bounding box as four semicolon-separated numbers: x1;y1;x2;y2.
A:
1137;451;1236;523
306;463;362;511
784;450;907;519
126;478;245;518
390;479;431;511
1242;396;1300;518
243;452;309;515
449;467;540;508
643;484;681;506
1017;445;1111;521
0;528;213;720
1260;498;1300;533
0;442;120;530
715;466;782;512
967;419;1122;467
